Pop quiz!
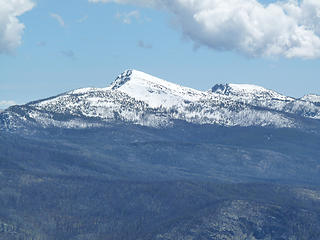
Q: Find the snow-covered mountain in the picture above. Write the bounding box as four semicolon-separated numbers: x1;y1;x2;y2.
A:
301;94;320;105
110;70;205;108
1;69;320;131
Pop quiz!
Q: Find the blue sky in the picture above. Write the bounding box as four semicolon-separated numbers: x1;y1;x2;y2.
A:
1;0;320;109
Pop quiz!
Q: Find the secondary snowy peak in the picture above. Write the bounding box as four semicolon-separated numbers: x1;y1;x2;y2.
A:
109;69;205;108
212;83;266;94
211;83;292;101
301;94;320;104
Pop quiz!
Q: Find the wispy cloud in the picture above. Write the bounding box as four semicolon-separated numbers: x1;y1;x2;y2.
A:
36;41;46;47
61;50;75;59
138;40;152;49
91;0;320;59
116;10;140;24
77;15;88;23
0;100;17;109
50;13;65;27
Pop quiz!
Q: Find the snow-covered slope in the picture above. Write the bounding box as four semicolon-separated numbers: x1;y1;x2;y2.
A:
1;69;320;131
210;83;320;119
301;94;320;104
110;70;205;108
211;83;293;102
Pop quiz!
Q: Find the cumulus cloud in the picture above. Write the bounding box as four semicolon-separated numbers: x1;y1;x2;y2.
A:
0;0;35;54
89;0;320;59
50;13;65;27
115;10;140;24
89;0;156;7
0;100;17;109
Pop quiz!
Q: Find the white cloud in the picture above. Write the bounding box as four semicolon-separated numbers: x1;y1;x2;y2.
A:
50;13;65;27
116;10;140;24
89;0;156;7
89;0;320;59
77;15;88;23
0;100;17;109
0;0;35;54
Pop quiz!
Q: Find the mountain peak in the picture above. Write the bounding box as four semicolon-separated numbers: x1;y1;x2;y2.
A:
109;69;204;108
211;84;230;94
301;94;320;103
110;69;134;90
211;83;292;101
212;83;271;94
110;69;185;91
